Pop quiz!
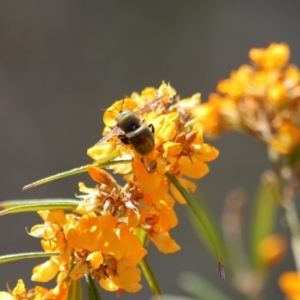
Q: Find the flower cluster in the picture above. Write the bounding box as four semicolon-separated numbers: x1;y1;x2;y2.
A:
194;43;300;155
2;83;218;298
85;82;218;250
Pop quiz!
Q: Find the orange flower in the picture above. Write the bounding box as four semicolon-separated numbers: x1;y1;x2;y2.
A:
0;279;67;300
279;271;300;300
270;121;300;155
87;82;218;181
196;43;300;155
257;234;287;269
65;215;147;293
81;83;219;256
249;43;290;69
98;223;147;293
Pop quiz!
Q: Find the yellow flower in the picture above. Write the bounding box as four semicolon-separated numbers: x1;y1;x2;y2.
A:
0;279;67;300
32;259;60;282
279;271;300;300
0;279;27;300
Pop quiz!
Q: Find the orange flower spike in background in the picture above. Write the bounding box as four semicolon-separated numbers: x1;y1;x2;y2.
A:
257;234;287;269
217;65;253;98
249;43;290;70
279;271;300;300
195;43;300;155
270;121;300;155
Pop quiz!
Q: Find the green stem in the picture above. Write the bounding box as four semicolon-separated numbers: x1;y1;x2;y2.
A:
139;258;163;299
268;149;300;273
284;198;300;273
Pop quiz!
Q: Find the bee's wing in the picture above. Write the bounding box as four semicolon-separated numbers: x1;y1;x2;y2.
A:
137;95;165;115
96;126;125;145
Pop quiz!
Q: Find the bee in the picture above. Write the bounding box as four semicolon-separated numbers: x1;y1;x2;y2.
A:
97;95;164;155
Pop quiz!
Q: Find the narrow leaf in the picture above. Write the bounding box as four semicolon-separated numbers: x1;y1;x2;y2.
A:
22;165;90;190
22;159;131;190
0;199;80;216
85;274;102;300
178;271;231;300
67;279;83;300
166;173;225;281
0;252;59;264
187;193;226;261
249;178;278;271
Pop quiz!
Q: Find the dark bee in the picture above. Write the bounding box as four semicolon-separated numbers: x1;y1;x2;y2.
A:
97;96;164;155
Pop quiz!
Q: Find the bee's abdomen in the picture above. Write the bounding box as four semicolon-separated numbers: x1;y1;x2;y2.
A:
126;125;155;155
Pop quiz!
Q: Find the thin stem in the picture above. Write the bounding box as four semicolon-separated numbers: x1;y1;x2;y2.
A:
139;258;163;299
268;148;300;273
283;198;300;273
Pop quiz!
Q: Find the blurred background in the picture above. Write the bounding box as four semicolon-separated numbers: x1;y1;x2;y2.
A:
0;2;300;299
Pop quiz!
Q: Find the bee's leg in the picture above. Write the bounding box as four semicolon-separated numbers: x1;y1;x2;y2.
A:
141;157;157;173
119;135;130;145
148;124;155;133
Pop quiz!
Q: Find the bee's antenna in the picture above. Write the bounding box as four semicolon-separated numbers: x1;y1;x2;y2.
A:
120;95;127;112
100;108;118;115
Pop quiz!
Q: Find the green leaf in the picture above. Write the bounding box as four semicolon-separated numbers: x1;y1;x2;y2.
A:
22;159;131;190
187;192;227;262
139;258;163;298
166;173;225;281
67;279;83;300
0;252;59;264
0;199;80;216
249;177;278;272
85;274;102;300
178;271;231;300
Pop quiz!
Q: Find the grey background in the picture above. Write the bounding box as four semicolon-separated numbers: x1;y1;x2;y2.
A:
0;2;299;299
